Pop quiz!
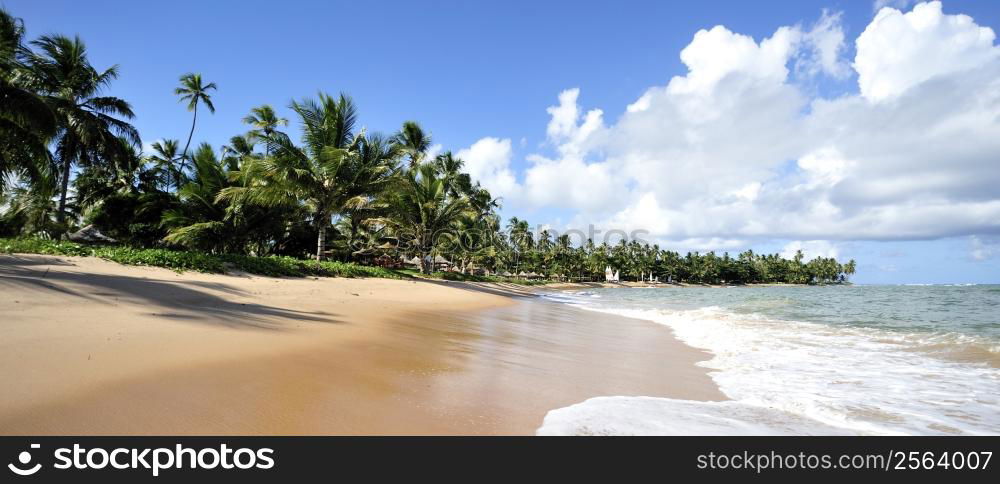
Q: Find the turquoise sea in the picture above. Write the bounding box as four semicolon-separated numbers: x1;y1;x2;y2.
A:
537;285;1000;435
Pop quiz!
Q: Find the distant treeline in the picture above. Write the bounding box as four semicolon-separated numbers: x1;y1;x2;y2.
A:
488;233;855;284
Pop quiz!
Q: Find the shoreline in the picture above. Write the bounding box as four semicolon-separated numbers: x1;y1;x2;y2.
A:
0;254;722;435
540;281;845;289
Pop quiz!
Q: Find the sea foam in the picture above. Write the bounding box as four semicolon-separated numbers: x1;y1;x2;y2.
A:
537;290;1000;435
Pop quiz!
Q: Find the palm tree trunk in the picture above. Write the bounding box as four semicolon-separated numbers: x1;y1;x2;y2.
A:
422;250;432;274
349;218;360;262
264;129;271;158
420;238;432;274
316;225;326;261
181;104;198;163
55;155;72;226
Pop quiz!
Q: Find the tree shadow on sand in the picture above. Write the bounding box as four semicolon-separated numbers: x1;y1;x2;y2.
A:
0;261;339;330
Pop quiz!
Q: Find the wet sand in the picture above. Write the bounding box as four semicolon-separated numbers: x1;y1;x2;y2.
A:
0;254;722;435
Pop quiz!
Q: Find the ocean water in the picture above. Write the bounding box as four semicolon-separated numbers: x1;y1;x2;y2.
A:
536;285;1000;436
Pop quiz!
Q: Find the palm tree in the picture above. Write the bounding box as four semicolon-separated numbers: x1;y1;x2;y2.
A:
433;151;473;197
449;216;496;274
24;34;139;225
387;164;471;273
506;217;533;275
219;92;393;261
394;120;431;168
146;139;182;191
0;178;59;236
468;185;500;217
162;143;238;252
0;8;55;191
163;142;306;255
174;73;216;162
339;132;401;258
843;259;857;281
73;137;145;209
220;134;256;163
242;104;287;156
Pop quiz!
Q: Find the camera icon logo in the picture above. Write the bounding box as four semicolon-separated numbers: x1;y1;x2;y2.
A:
8;444;41;476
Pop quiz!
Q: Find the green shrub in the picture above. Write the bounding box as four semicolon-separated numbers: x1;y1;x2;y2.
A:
0;237;403;279
0;238;93;257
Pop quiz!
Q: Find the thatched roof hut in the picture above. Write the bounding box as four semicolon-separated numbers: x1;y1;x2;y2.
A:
68;225;116;244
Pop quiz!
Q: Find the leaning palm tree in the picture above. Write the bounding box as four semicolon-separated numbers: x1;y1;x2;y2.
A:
242;104;287;156
219;92;394;261
385;164;472;274
24;34;139;225
394;120;431;168
174;73;216;162
0;8;55;191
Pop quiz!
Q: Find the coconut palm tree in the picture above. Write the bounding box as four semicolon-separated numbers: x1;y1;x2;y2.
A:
843;259;857;281
220;134;256;163
394;120;431;168
386;163;471;274
146;139;182;191
433;151;473;197
73;137;146;209
219;92;395;261
0;8;55;191
0;178;59;236
174;73;216;162
242;104;287;156
24;34;139;225
468;185;500;217
506;216;532;275
161;143;236;252
163;142;306;255
338;132;401;258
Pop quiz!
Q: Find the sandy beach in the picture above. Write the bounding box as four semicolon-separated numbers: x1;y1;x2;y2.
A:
0;254;722;435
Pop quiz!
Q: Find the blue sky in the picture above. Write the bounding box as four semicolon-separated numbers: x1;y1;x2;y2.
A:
6;0;1000;283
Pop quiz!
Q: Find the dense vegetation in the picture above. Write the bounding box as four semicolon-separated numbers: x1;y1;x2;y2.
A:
0;8;856;285
0;237;402;278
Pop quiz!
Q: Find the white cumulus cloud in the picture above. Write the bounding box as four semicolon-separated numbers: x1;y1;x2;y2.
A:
461;2;1000;252
455;137;520;202
855;1;1000;102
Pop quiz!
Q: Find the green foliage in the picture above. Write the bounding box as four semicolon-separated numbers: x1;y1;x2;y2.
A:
85;191;173;246
24;32;140;224
0;237;92;256
0;237;402;279
0;8;56;191
385;163;473;274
